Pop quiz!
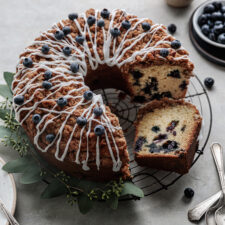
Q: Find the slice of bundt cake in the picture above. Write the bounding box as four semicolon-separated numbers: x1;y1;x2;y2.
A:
134;98;202;174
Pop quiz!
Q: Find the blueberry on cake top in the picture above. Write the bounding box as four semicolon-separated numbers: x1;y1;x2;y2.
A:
12;8;194;181
134;98;202;174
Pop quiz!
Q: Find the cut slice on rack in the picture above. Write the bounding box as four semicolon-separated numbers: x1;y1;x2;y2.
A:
134;98;202;174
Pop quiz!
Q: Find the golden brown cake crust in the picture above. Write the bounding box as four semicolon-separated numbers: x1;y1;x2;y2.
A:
134;98;202;174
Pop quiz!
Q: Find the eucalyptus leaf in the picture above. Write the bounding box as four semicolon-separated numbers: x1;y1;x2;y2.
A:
106;195;118;210
120;182;144;198
20;164;42;184
41;179;67;199
0;126;12;138
3;72;15;93
0;84;12;100
78;194;94;214
0;108;10;120
2;156;33;173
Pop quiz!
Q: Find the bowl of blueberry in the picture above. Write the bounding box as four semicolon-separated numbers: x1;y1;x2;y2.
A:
193;0;225;48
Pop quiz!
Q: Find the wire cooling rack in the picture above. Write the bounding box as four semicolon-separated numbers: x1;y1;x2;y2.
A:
94;74;212;198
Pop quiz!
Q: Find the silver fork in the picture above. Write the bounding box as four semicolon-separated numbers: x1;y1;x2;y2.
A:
0;198;19;225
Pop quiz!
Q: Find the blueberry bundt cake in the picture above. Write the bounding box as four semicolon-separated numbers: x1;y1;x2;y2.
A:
12;9;194;181
134;98;202;174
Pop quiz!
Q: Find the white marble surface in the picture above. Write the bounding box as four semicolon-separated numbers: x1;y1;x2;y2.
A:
0;0;225;224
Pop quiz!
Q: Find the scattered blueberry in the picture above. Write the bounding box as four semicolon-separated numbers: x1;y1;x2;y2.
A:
41;44;50;54
142;22;151;31
23;57;33;68
204;77;214;89
101;9;110;19
167;24;177;34
159;49;169;57
46;134;55;143
87;16;96;26
75;35;85;44
63;46;72;56
70;63;79;73
32;114;41;124
110;28;121;38
212;1;222;10
14;95;24;105
122;20;131;30
83;90;93;100
54;30;64;40
97;19;105;27
198;14;208;26
201;24;210;36
76;117;87;126
184;188;194;199
203;4;216;13
68;13;78;20
42;81;52;90
218;33;225;44
93;107;103;116
171;40;181;49
94;125;105;136
44;70;52;80
57;97;67;107
62;26;71;35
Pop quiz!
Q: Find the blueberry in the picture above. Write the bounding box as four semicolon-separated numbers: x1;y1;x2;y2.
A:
63;46;72;56
142;22;151;31
76;117;87;126
70;63;79;73
213;24;224;35
93;107;103;116
218;33;225;44
122;20;131;30
87;16;96;26
97;19;105;27
57;97;67;107
171;40;181;49
198;14;208;26
42;81;52;90
41;44;50;54
54;30;64;40
101;9;110;19
201;24;210;36
23;57;33;67
94;125;105;136
159;49;169;57
14;95;24;105
211;11;223;21
62;26;71;35
203;4;216;13
46;134;55;143
205;13;212;20
208;32;216;41
214;20;223;25
44;70;52;80
68;13;78;20
204;77;214;89
167;23;176;34
221;6;225;13
135;136;147;152
207;20;214;28
151;126;160;133
75;35;85;44
184;188;194;199
212;1;222;10
32;114;41;124
83;90;93;100
110;28;121;38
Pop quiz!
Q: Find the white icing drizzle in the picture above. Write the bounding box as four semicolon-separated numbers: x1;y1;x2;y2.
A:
12;9;190;173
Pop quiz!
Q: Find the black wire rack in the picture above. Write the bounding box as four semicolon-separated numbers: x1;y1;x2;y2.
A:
94;74;213;198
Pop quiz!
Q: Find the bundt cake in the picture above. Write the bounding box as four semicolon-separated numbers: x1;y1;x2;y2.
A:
134;98;202;174
12;8;194;181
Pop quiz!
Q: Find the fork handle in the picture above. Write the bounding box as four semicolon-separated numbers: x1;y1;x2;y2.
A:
0;201;19;225
211;143;225;200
